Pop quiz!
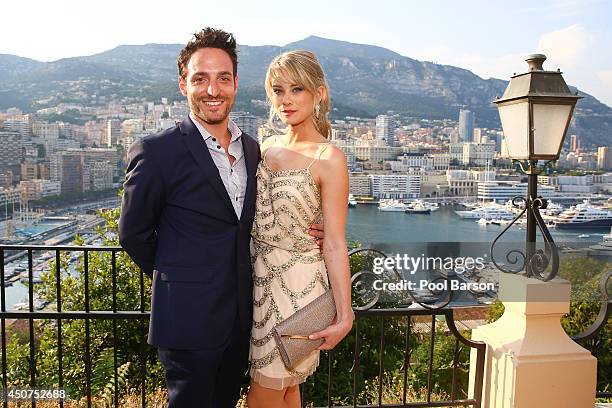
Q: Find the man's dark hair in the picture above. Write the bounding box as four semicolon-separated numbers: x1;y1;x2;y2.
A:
178;28;238;79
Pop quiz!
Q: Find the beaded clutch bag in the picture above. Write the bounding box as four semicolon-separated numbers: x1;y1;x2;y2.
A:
271;290;336;370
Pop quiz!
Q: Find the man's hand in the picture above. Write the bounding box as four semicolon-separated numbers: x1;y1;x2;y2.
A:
308;223;324;247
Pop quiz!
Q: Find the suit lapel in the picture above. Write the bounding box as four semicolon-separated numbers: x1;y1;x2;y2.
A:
240;134;258;220
179;116;237;219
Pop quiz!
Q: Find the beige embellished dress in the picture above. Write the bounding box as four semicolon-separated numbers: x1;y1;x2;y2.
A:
249;146;330;390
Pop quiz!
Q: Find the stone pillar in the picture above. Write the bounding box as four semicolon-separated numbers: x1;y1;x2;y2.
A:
468;272;596;408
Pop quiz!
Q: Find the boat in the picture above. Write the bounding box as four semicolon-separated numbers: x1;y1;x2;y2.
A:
584;227;612;259
455;203;515;220
348;194;357;208
458;201;480;210
407;199;439;212
555;201;612;229
405;202;431;214
12;302;28;311
604;227;612;242
477;218;505;226
378;199;407;212
19;275;43;284
541;200;565;217
578;234;590;238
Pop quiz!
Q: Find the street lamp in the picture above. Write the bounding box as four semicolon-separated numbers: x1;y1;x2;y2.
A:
491;54;581;281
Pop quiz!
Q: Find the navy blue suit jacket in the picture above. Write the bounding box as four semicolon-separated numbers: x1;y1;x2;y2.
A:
119;116;260;350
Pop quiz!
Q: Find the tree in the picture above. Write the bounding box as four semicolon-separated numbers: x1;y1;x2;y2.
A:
6;191;165;402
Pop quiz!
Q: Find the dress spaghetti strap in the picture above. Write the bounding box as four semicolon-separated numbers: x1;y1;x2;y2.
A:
307;143;330;170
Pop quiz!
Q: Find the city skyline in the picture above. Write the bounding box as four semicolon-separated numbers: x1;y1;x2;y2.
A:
1;0;611;107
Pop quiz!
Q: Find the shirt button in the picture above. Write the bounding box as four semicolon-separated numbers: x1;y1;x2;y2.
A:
217;145;221;149
212;137;216;142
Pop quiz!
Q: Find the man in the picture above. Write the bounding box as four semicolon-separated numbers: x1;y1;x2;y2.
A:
119;28;322;407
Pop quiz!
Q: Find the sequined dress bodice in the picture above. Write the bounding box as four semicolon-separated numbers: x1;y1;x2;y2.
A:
251;160;322;253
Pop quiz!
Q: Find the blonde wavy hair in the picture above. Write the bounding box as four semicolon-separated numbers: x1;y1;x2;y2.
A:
264;50;332;138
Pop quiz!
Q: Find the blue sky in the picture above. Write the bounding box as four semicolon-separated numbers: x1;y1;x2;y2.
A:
2;0;611;106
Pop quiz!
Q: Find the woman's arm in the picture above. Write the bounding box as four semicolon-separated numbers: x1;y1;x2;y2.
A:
308;145;354;349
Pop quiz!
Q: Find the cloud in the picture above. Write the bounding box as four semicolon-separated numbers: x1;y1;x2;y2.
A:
536;24;589;69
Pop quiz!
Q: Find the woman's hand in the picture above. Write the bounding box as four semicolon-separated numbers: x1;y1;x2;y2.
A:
308;313;354;350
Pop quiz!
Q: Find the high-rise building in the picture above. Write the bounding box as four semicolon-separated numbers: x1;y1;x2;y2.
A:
38;162;50;180
50;148;119;193
87;161;114;191
3;115;31;137
20;162;38;181
44;138;81;155
376;115;389;143
58;153;86;193
375;115;396;146
370;174;421;199
19;179;61;201
570;135;578;152
0;131;24;168
459;109;475;142
105;119;121;147
32;123;60;140
473;128;483;143
597;146;611;170
449;142;495;166
0;171;14;188
450;130;460;144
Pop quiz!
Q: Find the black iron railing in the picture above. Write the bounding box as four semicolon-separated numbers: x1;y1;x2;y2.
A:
0;244;488;407
1;245;149;407
303;308;487;408
572;270;612;400
1;244;608;406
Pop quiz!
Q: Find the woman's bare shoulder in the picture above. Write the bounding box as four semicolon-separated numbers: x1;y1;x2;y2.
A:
319;144;347;168
260;135;279;156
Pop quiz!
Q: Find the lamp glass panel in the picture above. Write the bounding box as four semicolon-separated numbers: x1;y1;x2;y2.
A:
498;101;529;159
532;104;572;157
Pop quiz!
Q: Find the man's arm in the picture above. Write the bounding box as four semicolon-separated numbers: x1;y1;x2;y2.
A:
118;139;164;278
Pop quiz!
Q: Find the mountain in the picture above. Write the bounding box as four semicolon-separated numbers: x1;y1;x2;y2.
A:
0;37;610;147
285;35;403;59
0;54;44;82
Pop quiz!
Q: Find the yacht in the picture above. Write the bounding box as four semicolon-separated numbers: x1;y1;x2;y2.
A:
405;202;431;214
407;199;439;212
348;194;357;208
477;218;505;226
378;199;407;212
555;201;612;229
455;203;515;220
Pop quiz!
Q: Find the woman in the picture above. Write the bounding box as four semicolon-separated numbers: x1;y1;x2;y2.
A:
247;50;354;407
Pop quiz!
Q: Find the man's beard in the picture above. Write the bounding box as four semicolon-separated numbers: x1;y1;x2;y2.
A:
189;94;234;125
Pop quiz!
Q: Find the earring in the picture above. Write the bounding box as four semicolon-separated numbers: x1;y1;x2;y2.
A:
315;104;320;118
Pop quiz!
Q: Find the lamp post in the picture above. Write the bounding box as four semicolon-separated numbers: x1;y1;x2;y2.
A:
491;54;581;281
